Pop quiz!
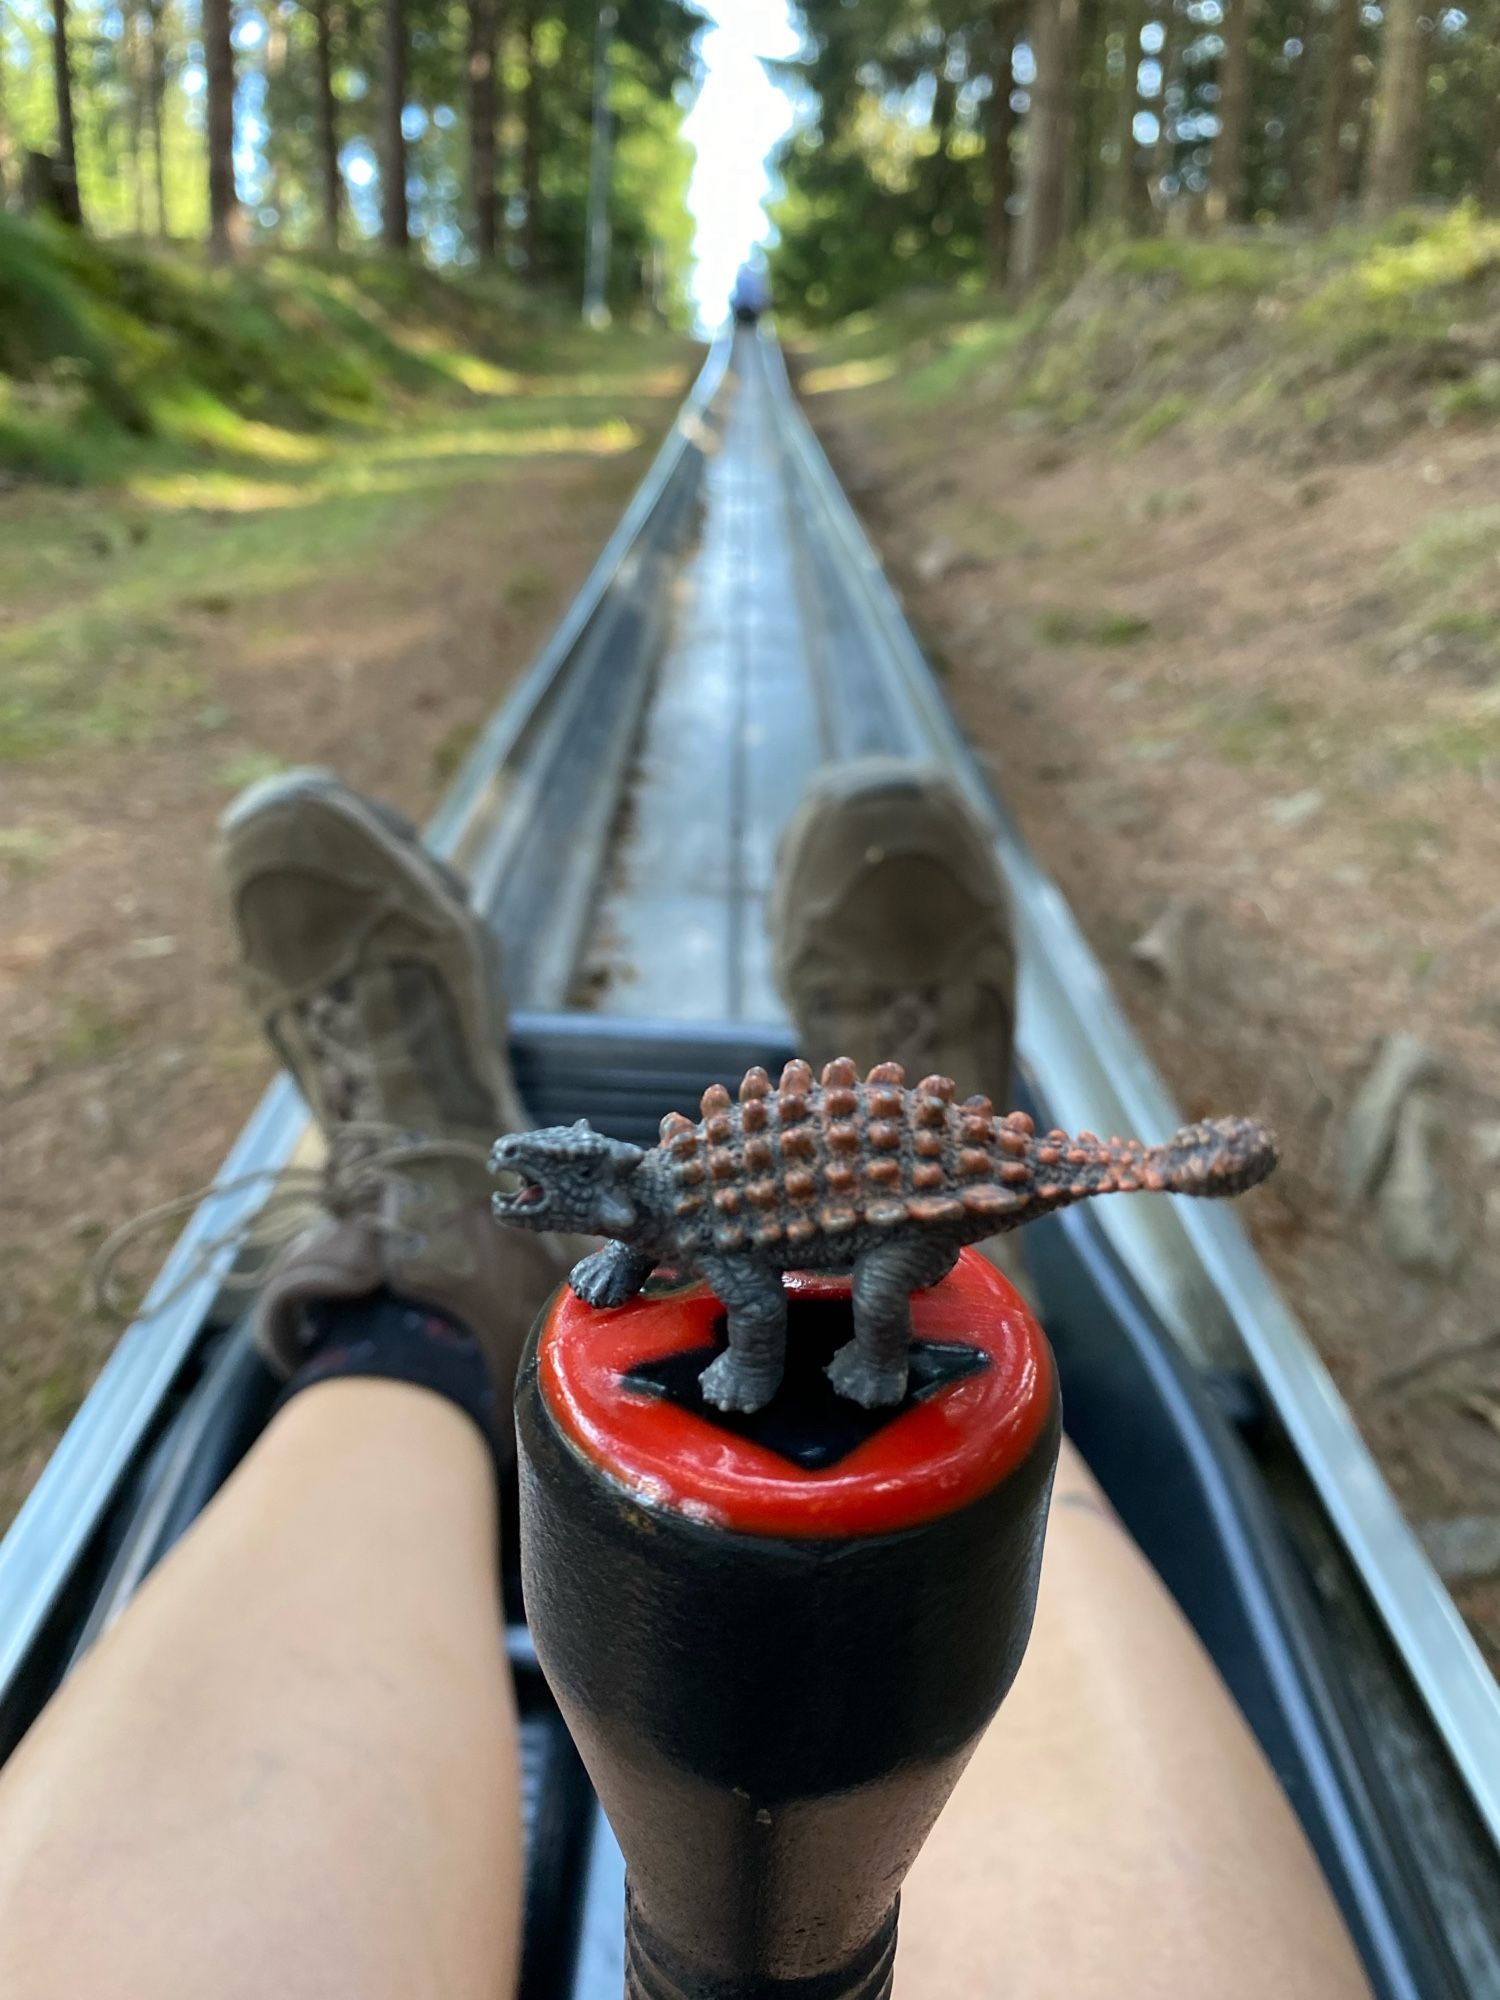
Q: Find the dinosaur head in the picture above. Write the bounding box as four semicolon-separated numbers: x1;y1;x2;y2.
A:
490;1121;645;1238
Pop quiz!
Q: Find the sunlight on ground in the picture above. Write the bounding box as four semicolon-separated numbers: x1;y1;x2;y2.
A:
797;358;901;395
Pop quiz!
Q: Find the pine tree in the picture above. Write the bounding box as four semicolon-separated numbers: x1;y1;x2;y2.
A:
381;0;409;249
1206;0;1260;224
51;0;85;224
1014;0;1081;289
1364;0;1425;214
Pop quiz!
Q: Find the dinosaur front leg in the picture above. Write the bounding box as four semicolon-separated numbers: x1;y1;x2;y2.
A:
830;1240;960;1409
570;1241;658;1309
696;1257;788;1414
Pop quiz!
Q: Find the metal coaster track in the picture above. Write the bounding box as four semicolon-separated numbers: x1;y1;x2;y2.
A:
2;327;1498;1996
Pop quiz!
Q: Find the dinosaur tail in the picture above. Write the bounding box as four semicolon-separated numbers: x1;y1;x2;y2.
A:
1026;1116;1277;1202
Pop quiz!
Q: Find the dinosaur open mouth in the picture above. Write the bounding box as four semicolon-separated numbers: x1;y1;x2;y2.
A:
494;1168;547;1210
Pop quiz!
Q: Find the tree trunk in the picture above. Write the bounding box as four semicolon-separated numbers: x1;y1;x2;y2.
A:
50;0;84;225
381;0;409;250
311;0;341;248
1066;0;1105;234
1014;0;1081;290
264;4;288;229
1311;0;1358;221
127;7;146;235
987;0;1021;284
1363;0;1424;215
467;0;500;261
146;0;168;235
1205;0;1259;224
203;0;238;256
520;1;542;277
0;0;11;206
1108;0;1145;225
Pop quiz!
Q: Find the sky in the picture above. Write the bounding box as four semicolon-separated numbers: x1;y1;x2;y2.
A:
681;0;804;327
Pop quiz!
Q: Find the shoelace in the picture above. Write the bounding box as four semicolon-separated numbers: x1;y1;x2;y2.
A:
91;1123;494;1323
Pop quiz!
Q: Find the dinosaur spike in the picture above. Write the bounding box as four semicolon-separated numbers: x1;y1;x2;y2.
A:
912;1162;944;1191
908;1195;963;1224
914;1095;948;1129
708;1149;737;1183
960;1116;993;1145
1001;1160;1029;1184
959;1148;991;1177
869;1087;903;1120
824;1085;858;1119
820;1205;858;1234
864;1158;900;1187
998;1128;1027;1158
701;1082;732;1117
742;1099;769;1134
827;1122;859;1154
919;1075;955;1102
785;1168;818;1203
821;1056;859;1088
670;1129;699;1161
826;1161;856;1192
781;1125;816;1161
706;1114;733;1145
739;1066;771;1101
962;1094;994;1122
674;1159;704;1186
745;1179;778;1210
961;1187;1021;1218
779;1059;813;1094
744;1136;773;1174
785;1215;818;1246
868;1199;908;1228
674;1193;702;1218
1003;1111;1034;1136
778;1091;810;1125
914;1129;945;1158
714;1188;741;1216
868;1121;902;1152
866;1061;906;1086
661;1111;694;1143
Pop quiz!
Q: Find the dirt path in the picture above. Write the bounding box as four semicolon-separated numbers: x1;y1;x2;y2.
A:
0;359;691;1525
802;373;1500;1664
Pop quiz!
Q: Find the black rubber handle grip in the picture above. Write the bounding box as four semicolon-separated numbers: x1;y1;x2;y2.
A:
516;1254;1060;1999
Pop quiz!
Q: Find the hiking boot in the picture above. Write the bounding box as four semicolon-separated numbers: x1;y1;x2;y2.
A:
220;768;571;1399
771;757;1030;1296
771;757;1018;1098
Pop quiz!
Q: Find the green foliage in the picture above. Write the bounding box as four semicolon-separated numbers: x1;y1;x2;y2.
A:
795;211;1500;466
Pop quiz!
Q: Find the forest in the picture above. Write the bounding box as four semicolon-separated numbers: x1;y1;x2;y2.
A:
0;0;696;310
773;0;1500;318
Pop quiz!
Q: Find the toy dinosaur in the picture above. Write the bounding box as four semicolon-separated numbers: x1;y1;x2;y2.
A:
490;1057;1276;1413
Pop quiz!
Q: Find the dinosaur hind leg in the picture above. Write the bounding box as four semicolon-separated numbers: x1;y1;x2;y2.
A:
697;1258;788;1414
830;1240;960;1409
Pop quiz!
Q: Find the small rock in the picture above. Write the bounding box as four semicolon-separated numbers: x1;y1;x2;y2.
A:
1130;897;1203;989
1377;1091;1463;1278
1340;1033;1442;1210
914;537;958;585
1264;788;1325;829
1419;1516;1500;1584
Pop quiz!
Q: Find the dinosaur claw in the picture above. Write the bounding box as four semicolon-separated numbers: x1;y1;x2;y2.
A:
826;1342;908;1409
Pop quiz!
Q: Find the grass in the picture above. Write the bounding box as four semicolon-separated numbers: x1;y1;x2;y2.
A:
0;219;694;765
1038;607;1153;646
795;206;1500;461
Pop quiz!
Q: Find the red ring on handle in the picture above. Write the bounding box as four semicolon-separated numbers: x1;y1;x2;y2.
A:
537;1248;1055;1539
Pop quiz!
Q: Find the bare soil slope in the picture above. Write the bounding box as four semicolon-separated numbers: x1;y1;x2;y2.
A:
798;229;1500;1662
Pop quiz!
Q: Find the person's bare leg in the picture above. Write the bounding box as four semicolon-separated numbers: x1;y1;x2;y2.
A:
0;1379;522;2000
899;1438;1371;1999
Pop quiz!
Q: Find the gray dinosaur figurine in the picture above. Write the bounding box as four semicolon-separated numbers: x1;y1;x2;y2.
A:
490;1057;1276;1414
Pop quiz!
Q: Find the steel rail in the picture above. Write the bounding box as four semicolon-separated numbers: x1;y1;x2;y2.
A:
0;333;733;1711
754;329;1500;1854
